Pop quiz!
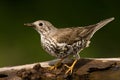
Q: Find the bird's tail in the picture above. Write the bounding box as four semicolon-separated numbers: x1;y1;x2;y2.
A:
85;17;115;40
93;17;114;34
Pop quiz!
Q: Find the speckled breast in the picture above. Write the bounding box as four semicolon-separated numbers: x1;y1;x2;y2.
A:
41;36;85;59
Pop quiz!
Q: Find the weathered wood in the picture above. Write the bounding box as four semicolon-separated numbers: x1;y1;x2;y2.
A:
0;58;120;80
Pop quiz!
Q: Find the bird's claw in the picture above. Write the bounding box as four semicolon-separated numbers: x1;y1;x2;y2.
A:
49;66;57;70
64;60;77;74
49;59;63;70
64;64;73;74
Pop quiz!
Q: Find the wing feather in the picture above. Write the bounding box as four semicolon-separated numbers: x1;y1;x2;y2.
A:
51;17;114;45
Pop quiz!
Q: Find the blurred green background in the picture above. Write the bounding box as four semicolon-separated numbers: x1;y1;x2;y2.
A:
0;0;120;67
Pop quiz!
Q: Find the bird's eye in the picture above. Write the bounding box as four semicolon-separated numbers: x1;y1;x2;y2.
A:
39;23;43;26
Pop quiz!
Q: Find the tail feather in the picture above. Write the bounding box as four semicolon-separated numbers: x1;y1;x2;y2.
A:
94;17;114;34
85;17;115;40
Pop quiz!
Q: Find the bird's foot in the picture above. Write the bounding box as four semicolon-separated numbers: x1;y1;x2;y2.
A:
49;59;63;70
49;65;57;70
64;59;77;74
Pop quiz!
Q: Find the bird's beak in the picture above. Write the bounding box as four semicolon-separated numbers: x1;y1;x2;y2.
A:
24;23;34;27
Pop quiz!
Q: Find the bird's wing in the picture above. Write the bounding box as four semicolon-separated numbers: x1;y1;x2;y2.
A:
52;17;114;45
51;27;94;44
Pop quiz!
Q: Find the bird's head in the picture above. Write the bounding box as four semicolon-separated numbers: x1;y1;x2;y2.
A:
24;20;56;35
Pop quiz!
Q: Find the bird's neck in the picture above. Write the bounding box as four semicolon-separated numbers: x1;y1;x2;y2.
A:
39;27;57;36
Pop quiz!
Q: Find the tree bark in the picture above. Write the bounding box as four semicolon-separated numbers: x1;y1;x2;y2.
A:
0;58;120;80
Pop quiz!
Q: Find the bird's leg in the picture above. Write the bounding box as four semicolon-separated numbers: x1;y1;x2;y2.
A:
49;59;63;70
65;53;80;74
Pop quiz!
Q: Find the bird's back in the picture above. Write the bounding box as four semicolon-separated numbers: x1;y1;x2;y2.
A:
51;26;95;45
51;17;114;45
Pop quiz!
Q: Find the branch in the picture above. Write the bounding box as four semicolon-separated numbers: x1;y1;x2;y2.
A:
0;58;120;80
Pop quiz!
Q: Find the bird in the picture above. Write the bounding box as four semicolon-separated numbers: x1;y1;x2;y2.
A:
24;17;114;74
